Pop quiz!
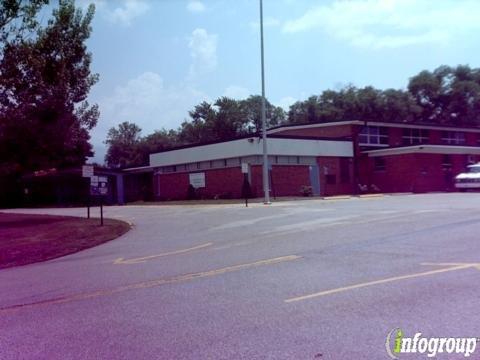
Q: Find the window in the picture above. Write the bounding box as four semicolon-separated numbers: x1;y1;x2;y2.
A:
441;131;465;145
162;166;175;173
199;161;210;170
402;128;429;145
211;159;226;168
187;163;197;171
374;157;386;171
358;126;388;146
276;156;289;164
299;156;316;165
226;157;240;167
442;155;452;170
288;156;300;165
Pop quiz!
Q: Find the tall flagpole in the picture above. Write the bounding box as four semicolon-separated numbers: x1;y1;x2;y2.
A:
260;0;271;204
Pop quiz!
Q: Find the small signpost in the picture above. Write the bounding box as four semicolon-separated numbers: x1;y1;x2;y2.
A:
241;163;251;207
83;166;109;226
83;166;94;219
90;175;108;226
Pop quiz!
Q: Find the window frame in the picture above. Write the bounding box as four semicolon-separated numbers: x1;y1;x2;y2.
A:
441;131;466;145
358;126;389;147
373;157;386;171
402;128;429;145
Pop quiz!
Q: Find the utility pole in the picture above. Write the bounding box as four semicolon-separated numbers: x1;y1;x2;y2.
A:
260;0;271;204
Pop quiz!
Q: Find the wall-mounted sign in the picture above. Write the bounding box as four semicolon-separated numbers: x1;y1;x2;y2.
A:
82;165;94;177
189;172;205;188
241;163;249;174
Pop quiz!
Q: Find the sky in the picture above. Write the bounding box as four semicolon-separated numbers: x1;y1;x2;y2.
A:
74;0;480;163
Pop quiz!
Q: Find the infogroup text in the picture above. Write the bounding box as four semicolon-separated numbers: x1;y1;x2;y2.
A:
386;329;478;358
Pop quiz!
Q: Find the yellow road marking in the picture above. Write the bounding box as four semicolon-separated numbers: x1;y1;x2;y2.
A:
1;255;301;314
285;263;479;303
113;242;213;264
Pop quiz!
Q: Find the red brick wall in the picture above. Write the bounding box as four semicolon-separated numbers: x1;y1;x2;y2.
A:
317;156;354;196
368;153;473;193
251;164;311;197
428;130;440;144
271;165;311;196
157;172;190;200
157;167;244;200
388;128;403;147
273;124;353;138
466;132;478;146
156;165;314;200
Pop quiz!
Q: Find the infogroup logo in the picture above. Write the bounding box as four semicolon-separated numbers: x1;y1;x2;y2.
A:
385;328;478;358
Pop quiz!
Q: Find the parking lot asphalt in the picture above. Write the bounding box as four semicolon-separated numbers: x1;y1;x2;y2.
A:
1;193;480;359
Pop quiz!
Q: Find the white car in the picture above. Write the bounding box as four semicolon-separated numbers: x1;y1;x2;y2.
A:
455;163;480;190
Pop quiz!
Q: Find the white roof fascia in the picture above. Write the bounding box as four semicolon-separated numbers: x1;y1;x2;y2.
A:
267;120;480;135
267;121;361;135
149;137;353;167
365;145;480;157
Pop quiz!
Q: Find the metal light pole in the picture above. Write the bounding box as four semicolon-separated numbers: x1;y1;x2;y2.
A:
260;0;271;204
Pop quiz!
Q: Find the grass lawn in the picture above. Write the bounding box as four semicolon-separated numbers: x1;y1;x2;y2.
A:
0;213;130;269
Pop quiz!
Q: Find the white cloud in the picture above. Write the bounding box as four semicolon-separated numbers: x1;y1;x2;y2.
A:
90;72;211;163
108;0;149;26
95;72;209;139
276;96;297;111
283;0;480;49
223;85;250;100
188;28;218;76
187;1;206;13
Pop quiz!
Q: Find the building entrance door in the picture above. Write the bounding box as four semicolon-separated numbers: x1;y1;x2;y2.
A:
309;165;320;196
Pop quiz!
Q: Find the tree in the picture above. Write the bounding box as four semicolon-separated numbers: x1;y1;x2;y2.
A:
286;85;421;125
408;65;480;125
104;122;143;168
178;97;248;143
240;95;286;132
0;0;48;45
177;95;285;144
105;123;179;168
0;0;99;176
139;129;178;164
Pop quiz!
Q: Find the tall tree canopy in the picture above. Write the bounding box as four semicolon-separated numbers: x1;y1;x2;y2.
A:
104;64;480;169
287;65;480;126
408;65;480;125
105;122;178;169
104;122;143;168
105;95;286;168
0;0;48;44
0;0;99;176
287;85;421;124
178;95;285;144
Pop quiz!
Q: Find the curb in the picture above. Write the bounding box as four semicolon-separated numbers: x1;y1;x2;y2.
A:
358;193;385;198
322;195;352;200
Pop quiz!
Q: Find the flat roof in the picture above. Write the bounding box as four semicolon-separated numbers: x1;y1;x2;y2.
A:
364;145;480;157
267;120;480;134
149;136;353;168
